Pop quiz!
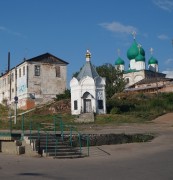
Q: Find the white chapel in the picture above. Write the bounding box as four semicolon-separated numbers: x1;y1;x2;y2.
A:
70;50;106;115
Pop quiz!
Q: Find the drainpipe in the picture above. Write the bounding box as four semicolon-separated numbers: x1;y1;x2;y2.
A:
8;52;12;101
14;67;17;124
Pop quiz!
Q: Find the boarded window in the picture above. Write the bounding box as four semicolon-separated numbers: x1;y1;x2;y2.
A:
8;75;10;84
11;73;14;82
3;78;6;86
126;78;129;83
35;65;40;76
74;100;78;110
19;68;21;77
55;66;61;77
23;66;25;76
98;100;103;109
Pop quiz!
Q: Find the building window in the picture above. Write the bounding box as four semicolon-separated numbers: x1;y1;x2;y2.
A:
35;65;40;76
11;73;14;82
74;100;78;110
23;66;25;76
98;100;103;109
55;66;60;77
8;75;10;84
3;78;6;86
19;68;21;77
126;78;129;83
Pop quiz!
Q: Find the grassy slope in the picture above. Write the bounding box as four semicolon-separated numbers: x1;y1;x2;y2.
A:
1;92;173;130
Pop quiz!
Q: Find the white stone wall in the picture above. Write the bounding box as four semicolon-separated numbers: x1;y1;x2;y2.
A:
70;76;106;115
27;62;67;105
123;70;145;87
136;61;145;70
115;64;124;72
148;64;158;72
130;59;136;70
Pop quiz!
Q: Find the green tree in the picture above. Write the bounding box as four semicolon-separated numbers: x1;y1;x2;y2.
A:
96;63;126;99
72;63;126;99
56;89;71;101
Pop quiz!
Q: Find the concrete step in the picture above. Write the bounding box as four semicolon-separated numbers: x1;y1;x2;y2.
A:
75;113;95;123
24;133;85;159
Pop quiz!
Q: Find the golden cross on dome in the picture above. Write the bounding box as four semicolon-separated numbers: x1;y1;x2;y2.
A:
150;47;154;55
137;44;141;53
117;48;120;56
132;31;136;40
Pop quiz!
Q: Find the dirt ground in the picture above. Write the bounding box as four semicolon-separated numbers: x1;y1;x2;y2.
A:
80;113;173;134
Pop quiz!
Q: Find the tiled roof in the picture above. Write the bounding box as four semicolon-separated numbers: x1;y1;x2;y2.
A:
76;61;99;81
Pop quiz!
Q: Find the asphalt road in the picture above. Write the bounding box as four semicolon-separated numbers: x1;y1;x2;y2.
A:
0;113;173;180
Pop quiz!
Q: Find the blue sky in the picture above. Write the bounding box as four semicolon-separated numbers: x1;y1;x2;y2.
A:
0;0;173;86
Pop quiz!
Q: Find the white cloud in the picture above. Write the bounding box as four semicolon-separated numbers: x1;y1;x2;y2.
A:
99;21;138;35
157;34;169;40
153;0;173;12
0;26;26;38
165;58;173;64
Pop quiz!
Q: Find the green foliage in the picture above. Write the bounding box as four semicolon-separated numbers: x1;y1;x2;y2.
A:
56;89;71;101
106;98;135;114
72;63;126;99
110;107;120;114
96;64;126;99
106;92;173;122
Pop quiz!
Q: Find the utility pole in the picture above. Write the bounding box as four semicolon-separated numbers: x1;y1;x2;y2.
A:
14;67;18;124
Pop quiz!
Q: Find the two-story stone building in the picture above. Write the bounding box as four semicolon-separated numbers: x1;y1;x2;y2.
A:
0;53;68;110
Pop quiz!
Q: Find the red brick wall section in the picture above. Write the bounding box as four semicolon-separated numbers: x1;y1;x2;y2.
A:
20;99;35;110
26;99;35;109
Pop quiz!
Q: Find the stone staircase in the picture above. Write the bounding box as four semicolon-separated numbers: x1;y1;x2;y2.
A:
24;133;87;159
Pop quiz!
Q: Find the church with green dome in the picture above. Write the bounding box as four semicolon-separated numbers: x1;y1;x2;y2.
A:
115;34;165;89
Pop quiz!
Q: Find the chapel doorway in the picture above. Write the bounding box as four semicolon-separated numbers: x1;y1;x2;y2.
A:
84;99;92;113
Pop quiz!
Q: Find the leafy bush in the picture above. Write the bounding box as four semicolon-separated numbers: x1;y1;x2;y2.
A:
107;92;173;122
110;107;120;114
56;89;71;101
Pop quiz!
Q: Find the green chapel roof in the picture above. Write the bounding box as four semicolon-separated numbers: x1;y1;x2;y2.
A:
127;40;145;60
115;57;125;65
148;56;158;65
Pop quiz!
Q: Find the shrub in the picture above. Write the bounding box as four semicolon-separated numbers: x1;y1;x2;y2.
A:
110;107;120;114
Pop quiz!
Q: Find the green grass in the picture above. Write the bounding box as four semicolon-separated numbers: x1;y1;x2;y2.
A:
1;92;173;131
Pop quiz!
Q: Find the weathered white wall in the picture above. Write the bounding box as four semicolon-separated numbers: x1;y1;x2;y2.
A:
0;56;68;109
27;62;67;105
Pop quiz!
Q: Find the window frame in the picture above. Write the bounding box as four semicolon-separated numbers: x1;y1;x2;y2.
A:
23;66;25;76
19;68;21;78
35;65;41;76
98;100;103;109
74;100;78;110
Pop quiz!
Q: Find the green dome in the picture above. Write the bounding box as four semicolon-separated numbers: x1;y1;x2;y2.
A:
115;57;125;65
127;40;145;60
135;52;145;62
148;56;158;65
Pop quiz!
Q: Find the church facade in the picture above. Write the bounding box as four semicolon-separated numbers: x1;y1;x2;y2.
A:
70;50;106;115
115;34;165;88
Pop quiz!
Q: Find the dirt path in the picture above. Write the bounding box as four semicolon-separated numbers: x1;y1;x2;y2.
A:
152;112;173;124
79;113;173;135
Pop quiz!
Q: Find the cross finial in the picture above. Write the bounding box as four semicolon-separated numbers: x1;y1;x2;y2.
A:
150;47;154;55
86;49;91;61
132;31;136;40
137;44;141;53
117;48;121;57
